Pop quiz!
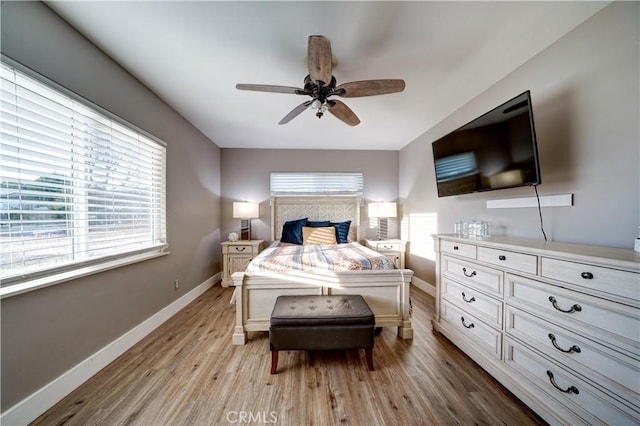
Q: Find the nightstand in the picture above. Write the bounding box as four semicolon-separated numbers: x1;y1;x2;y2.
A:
221;240;264;287
364;239;407;269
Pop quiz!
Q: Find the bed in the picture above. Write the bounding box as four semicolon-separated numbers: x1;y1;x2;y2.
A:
231;196;413;345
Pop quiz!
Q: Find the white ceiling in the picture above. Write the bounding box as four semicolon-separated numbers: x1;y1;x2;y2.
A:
46;1;608;151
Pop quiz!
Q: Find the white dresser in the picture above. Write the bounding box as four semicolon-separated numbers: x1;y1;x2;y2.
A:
432;235;640;425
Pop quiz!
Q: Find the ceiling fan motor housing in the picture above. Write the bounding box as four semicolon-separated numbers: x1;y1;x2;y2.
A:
304;75;339;104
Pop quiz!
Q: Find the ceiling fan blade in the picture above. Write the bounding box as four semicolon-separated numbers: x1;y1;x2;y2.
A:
328;100;360;127
307;35;332;85
279;100;313;125
236;84;304;94
336;79;405;98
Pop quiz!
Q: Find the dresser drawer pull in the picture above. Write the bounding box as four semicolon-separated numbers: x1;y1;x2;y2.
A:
548;333;581;354
382;245;393;249
498;255;506;261
462;267;477;278
461;292;476;303
580;272;594;279
453;245;459;250
234;247;247;252
460;316;475;329
548;296;582;314
546;370;579;394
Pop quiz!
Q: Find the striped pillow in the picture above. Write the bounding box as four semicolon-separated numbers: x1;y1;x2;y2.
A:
302;226;337;245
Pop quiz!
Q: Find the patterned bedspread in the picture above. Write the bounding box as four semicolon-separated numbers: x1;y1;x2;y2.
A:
246;241;396;273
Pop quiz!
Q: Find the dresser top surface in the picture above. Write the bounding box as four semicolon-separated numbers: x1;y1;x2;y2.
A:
434;234;640;271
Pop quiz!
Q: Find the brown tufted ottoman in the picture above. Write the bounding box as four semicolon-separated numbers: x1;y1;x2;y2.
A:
269;294;375;374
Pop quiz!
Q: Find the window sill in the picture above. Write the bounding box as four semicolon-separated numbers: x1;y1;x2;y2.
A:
0;250;170;299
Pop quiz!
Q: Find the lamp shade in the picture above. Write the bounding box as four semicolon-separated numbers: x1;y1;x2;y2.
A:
233;202;259;219
368;202;397;218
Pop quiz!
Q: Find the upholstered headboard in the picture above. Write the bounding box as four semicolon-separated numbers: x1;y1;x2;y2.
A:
270;196;360;242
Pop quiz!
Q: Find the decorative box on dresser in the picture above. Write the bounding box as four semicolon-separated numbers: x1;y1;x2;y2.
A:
364;239;407;269
432;234;640;425
221;240;264;287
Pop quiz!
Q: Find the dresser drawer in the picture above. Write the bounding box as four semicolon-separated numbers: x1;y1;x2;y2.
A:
506;274;640;357
477;246;537;275
441;240;477;259
442;256;503;297
441;300;502;359
443;278;503;329
541;257;640;302
506;306;640;408
504;338;639;425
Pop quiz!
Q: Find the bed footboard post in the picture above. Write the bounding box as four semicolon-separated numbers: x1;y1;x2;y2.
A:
398;320;414;339
398;269;414;339
231;273;247;345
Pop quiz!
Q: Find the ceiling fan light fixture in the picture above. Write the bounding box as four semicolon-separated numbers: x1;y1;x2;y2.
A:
311;99;328;119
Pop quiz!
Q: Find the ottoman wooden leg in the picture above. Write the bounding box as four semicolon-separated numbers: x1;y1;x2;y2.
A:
271;350;279;374
365;348;374;371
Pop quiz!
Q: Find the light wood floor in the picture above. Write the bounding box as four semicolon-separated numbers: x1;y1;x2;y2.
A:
33;285;545;426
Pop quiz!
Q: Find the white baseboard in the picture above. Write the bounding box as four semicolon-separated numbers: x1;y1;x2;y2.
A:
411;276;435;297
1;272;221;426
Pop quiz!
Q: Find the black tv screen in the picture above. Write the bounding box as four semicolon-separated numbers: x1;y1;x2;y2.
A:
432;90;541;197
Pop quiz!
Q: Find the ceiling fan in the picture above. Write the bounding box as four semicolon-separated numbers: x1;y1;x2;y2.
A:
236;35;405;126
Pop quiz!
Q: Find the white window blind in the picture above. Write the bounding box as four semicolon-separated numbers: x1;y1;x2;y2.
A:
0;61;167;287
270;172;364;196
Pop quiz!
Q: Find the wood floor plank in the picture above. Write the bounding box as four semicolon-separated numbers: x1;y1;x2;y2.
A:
32;285;545;426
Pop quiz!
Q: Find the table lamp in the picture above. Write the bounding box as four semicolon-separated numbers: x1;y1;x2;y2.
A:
233;201;259;240
368;202;397;240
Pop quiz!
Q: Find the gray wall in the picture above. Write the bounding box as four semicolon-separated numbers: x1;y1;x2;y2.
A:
399;2;639;285
221;149;400;242
0;2;222;410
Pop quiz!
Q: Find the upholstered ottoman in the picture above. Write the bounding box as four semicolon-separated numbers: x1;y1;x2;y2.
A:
269;294;375;374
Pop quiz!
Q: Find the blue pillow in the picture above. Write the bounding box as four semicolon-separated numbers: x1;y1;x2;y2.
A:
307;220;330;227
330;220;351;244
280;218;308;244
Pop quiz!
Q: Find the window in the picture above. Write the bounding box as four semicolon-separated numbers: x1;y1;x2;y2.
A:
270;172;364;197
0;60;167;294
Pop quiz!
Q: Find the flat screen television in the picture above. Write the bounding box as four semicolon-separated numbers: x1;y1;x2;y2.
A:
432;90;541;197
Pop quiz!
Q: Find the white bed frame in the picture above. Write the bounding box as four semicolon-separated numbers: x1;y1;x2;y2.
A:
231;196;413;345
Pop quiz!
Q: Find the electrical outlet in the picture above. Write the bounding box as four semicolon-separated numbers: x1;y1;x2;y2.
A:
174;279;179;290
